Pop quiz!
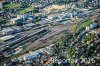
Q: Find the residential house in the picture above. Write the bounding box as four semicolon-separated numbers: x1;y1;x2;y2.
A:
91;29;100;34
86;23;97;31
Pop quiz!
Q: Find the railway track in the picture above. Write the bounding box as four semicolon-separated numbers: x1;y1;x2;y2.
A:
0;29;48;57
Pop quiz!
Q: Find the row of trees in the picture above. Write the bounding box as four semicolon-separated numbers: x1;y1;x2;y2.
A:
83;33;97;44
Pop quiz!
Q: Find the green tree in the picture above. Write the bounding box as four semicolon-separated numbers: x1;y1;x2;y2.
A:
0;19;7;29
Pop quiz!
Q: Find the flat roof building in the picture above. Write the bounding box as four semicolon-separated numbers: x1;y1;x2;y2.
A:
1;28;15;35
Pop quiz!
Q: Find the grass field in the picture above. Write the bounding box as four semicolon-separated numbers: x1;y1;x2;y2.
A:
79;18;93;29
4;4;22;9
19;7;37;14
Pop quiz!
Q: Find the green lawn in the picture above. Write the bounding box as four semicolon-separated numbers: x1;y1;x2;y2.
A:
19;7;38;14
79;18;93;29
4;4;22;9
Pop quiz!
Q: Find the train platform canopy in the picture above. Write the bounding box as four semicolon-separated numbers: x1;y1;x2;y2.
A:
24;23;36;27
0;35;15;42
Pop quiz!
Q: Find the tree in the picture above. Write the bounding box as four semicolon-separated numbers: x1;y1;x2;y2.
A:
15;22;23;26
0;19;7;30
52;63;60;66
